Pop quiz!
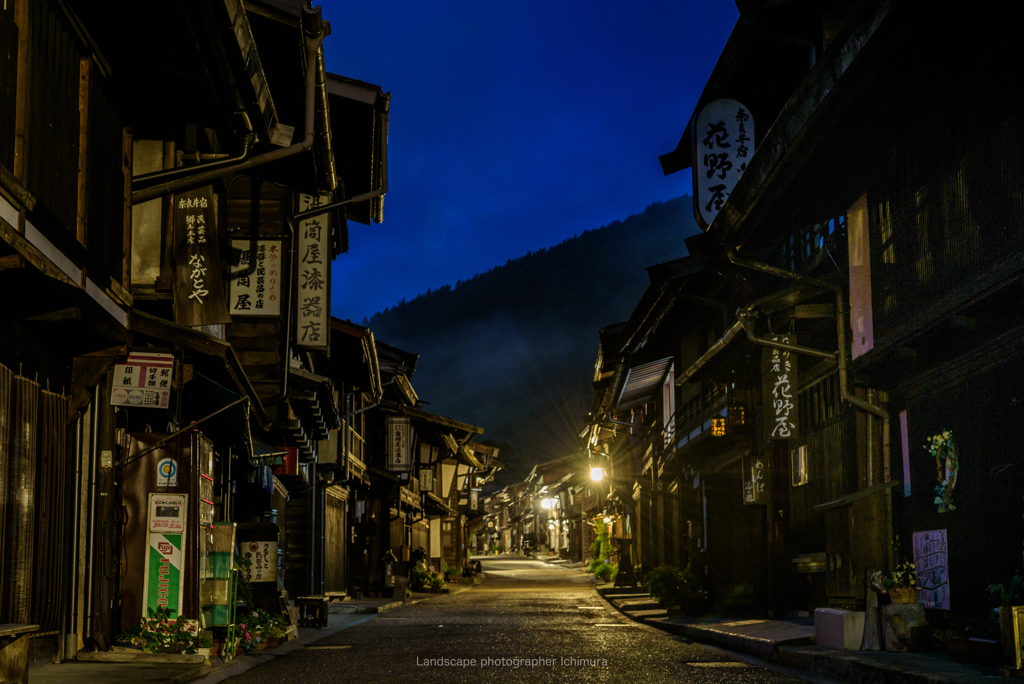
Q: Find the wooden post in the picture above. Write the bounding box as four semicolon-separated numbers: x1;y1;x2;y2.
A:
122;126;132;289
76;56;90;246
12;0;31;184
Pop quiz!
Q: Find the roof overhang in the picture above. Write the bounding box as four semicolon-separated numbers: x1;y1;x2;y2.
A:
615;357;674;411
326;74;390;225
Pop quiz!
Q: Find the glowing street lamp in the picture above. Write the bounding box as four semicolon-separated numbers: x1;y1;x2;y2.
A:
540;497;557;510
590;467;605;482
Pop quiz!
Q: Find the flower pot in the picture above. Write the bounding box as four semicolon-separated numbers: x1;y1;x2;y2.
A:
267;638;280;648
253;641;269;650
947;637;972;663
887;587;920;604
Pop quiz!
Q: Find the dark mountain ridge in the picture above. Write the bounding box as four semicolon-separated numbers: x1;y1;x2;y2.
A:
364;195;700;480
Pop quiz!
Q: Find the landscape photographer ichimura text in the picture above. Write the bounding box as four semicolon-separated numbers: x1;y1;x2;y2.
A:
416;656;609;668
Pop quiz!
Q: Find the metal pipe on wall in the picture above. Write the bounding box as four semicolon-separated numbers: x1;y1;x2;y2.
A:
65;408;84;660
725;249;894;571
84;390;100;642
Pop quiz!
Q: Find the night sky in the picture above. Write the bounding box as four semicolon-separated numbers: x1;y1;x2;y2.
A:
321;1;738;322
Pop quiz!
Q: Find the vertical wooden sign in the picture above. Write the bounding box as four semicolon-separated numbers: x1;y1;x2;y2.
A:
296;193;330;349
173;187;230;326
762;334;798;440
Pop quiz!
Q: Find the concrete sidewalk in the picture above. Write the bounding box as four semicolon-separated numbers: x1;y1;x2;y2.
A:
601;585;1003;683
29;577;487;684
543;557;1003;684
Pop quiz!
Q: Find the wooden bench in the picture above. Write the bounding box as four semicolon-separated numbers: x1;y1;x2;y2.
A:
0;624;39;684
294;596;329;629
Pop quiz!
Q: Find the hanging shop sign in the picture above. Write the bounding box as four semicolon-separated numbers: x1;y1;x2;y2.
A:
913;529;950;610
761;334;798;440
173;186;230;326
387;415;412;472
229;239;282;316
296;193;330;349
470;489;479;511
143;493;187;617
692;99;754;229
419;467;434;492
110;352;174;409
742;452;767;505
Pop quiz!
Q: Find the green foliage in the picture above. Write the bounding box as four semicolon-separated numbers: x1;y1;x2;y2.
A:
933;627;967;644
870;559;919;591
926;431;958;513
117;606;211;654
234;554;254;608
644;564;698;605
587;561;618;582
590;519;612;561
987;572;1024;606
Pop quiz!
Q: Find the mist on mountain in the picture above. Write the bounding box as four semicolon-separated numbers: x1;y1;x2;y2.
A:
363;196;700;482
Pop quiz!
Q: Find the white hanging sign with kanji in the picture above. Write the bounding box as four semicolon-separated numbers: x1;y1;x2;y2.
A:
229;240;282;316
110;352;174;409
692;99;754;229
295;193;330;349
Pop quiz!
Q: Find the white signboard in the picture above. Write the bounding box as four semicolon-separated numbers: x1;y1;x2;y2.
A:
387;416;412;472
157;457;179;487
149;493;187;533
420;468;434;493
243;540;278;583
693;98;754;229
296;193;329;348
110;352;174;409
229;240;282;316
913;529;950;610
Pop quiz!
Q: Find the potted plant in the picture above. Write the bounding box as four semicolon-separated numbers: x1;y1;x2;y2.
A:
987;572;1024;667
934;627;971;663
429;576;444;592
871;559;920;604
263;623;287;648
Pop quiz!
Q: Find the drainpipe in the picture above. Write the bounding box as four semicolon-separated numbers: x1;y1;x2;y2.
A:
725;249;893;571
84;394;100;643
131;6;325;205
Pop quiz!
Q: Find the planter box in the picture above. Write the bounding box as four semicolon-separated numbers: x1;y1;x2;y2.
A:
970;638;1004;668
815;608;866;650
77;651;207;664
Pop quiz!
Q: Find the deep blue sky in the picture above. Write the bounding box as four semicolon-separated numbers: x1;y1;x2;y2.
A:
321;1;739;323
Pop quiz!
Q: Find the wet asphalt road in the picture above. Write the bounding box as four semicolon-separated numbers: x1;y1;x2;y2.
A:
223;558;824;683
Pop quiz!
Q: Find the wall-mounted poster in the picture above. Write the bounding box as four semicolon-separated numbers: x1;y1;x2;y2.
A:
913;529;950;610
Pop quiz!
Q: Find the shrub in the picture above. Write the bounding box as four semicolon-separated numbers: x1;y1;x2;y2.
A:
644;563;698;605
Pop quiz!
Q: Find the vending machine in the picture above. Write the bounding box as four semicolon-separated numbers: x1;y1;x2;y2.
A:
121;430;215;628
